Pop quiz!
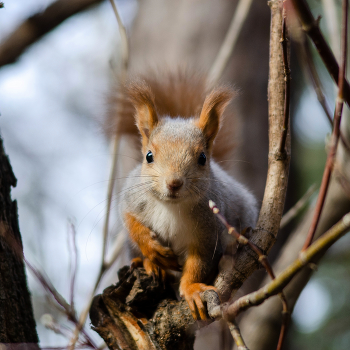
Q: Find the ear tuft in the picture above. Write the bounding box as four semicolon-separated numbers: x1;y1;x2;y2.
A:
127;80;158;146
195;86;235;150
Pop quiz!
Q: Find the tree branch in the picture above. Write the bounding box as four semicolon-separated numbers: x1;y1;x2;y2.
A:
238;172;350;350
302;0;348;250
291;0;350;106
0;0;104;67
223;211;350;319
214;0;290;301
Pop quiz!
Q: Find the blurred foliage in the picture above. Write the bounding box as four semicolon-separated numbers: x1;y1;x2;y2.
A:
291;245;350;350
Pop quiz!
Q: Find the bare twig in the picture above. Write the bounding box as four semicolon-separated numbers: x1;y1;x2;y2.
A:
70;231;125;345
22;256;98;348
109;0;129;77
280;184;317;229
302;0;348;250
68;221;78;311
104;230;126;269
279;10;291;154
209;201;275;279
101;0;129;271
276;293;289;350
0;0;104;68
101;137;120;272
207;0;253;88
296;28;350;150
209;200;290;350
291;0;350;106
224;211;350;319
70;2;129;346
321;0;340;61
227;320;249;350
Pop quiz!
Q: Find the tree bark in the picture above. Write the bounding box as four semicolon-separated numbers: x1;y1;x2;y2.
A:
0;135;39;345
90;267;196;350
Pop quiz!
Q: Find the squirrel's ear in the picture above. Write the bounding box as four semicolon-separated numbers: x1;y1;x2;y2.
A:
195;87;234;150
127;80;158;147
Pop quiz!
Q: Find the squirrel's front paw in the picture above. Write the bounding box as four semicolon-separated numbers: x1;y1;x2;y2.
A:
180;283;218;320
143;258;167;283
142;239;181;272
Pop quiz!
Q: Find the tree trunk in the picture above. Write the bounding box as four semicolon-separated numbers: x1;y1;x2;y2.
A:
0;135;39;345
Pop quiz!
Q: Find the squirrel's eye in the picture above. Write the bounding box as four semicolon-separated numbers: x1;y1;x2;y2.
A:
198;152;206;166
146;151;154;163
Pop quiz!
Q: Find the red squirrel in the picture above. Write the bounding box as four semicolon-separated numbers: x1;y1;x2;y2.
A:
113;72;258;320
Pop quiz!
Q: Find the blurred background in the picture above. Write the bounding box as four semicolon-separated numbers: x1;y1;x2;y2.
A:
0;0;349;349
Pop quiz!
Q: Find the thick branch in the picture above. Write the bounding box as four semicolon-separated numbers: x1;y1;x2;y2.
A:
0;0;104;67
214;0;290;301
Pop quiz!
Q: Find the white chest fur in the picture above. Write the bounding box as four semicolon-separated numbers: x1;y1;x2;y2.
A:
143;199;198;257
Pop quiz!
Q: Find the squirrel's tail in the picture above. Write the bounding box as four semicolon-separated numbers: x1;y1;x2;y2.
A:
105;69;238;166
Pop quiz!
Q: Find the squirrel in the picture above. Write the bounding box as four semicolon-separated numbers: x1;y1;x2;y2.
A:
111;71;258;320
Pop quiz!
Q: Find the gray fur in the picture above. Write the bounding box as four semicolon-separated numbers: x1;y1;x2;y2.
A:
120;118;258;270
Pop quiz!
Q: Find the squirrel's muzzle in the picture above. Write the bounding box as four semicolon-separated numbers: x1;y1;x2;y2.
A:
166;179;184;192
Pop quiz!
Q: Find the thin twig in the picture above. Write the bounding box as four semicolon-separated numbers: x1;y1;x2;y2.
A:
70;1;129;347
109;0;129;76
209;200;290;349
104;230;126;269
276;292;289;350
101;137;120;270
302;0;348;251
279;10;291;154
227;320;249;350
102;0;129;272
225;211;350;319
207;0;253;88
296;29;350;150
68;221;78;311
0;0;104;67
321;0;340;61
291;0;350;106
23;257;98;348
280;184;317;229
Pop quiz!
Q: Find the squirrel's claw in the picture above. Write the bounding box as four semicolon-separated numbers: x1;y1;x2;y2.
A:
181;283;218;321
143;258;167;284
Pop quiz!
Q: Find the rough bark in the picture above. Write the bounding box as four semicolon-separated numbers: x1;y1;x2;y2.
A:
90;267;195;350
0;135;39;344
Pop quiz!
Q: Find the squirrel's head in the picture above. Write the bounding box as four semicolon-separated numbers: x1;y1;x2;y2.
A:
128;80;233;202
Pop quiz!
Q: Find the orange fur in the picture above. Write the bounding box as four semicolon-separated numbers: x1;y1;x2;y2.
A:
124;212;180;272
195;87;234;150
179;245;220;320
105;71;238;168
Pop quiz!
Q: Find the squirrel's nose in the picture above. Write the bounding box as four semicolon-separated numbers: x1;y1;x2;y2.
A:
166;179;184;191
